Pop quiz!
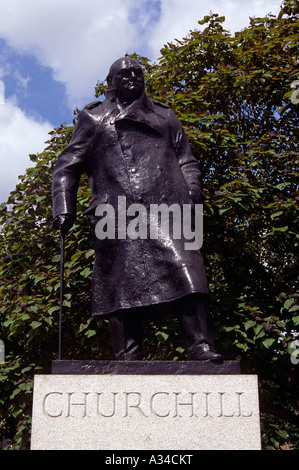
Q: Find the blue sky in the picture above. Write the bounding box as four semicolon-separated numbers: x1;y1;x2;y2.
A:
0;0;283;203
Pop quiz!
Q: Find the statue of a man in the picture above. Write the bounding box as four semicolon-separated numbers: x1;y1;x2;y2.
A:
52;57;223;362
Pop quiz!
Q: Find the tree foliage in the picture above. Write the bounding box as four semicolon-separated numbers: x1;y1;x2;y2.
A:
0;0;298;449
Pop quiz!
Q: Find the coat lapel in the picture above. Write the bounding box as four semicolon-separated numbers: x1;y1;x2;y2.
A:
114;94;165;135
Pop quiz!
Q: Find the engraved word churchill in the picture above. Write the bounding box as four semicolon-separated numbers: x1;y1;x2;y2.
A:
31;375;261;450
42;389;253;419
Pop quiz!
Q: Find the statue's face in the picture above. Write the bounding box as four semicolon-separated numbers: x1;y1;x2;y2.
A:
111;59;144;103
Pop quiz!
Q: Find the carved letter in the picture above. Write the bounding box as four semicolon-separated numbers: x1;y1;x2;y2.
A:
236;392;253;417
150;392;170;417
203;392;212;417
43;392;63;417
124;392;148;417
97;392;118;417
173;392;197;417
66;392;90;417
218;392;234;417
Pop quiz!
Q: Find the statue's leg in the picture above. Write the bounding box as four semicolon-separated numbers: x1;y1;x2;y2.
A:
178;294;223;362
108;309;143;360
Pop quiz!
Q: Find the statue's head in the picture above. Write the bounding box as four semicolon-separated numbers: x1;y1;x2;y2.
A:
106;57;145;103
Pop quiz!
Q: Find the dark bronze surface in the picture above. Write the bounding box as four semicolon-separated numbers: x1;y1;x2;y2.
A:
52;57;223;362
51;360;240;375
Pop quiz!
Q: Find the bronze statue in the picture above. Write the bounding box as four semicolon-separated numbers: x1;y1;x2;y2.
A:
52;57;223;362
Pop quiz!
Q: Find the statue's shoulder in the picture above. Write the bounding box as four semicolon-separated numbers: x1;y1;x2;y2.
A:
84;100;102;110
151;99;170;109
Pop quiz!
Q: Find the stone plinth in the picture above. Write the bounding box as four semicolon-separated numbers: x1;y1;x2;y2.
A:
31;361;261;450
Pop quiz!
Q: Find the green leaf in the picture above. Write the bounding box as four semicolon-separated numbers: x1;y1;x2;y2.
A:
21;366;33;374
275;182;291;189
79;322;89;332
262;338;276;349
34;274;46;285
85;249;95;259
21;313;31;321
30;321;42;329
277;429;289;439
218;206;232;215
222;326;236;332
253;324;263;336
85;330;97;338
48;306;59;314
10;388;21;400
271;211;283;219
284;298;295;310
244;320;256;330
289;304;299;313
235;342;248;352
155;331;169;342
80;267;93;278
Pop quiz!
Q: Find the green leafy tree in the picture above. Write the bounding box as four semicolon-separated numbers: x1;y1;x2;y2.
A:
0;0;298;449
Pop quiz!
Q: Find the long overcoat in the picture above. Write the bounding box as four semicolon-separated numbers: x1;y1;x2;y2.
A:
52;92;208;317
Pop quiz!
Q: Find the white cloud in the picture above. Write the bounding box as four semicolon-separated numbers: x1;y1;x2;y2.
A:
0;81;4;104
0;0;137;109
0;84;51;203
13;69;31;90
148;0;283;59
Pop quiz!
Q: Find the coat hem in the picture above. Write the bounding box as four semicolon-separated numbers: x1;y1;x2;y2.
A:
91;289;209;318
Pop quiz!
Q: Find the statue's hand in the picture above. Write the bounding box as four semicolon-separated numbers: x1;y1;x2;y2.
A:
53;214;74;233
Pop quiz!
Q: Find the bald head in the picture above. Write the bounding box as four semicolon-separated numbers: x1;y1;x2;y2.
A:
107;57;142;85
107;57;145;104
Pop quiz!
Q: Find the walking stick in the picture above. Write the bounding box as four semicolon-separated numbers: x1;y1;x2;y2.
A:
58;229;65;360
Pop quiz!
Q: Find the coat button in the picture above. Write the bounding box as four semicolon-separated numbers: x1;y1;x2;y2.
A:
110;119;115;125
131;168;136;173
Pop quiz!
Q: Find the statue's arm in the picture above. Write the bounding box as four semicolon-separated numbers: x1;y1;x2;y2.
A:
52;110;94;231
170;112;205;204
